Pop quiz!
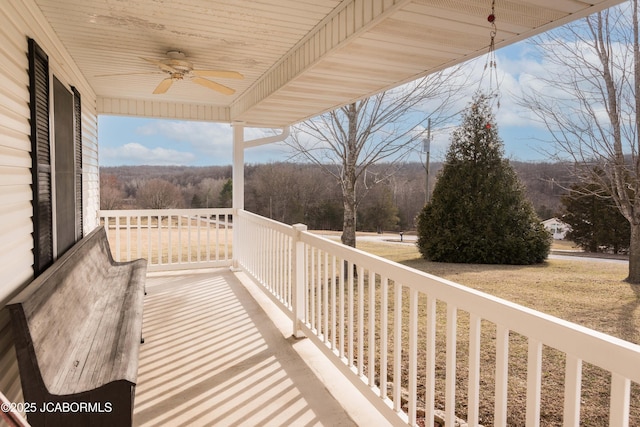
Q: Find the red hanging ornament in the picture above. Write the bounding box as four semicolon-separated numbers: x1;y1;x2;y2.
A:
477;0;501;110
486;123;492;129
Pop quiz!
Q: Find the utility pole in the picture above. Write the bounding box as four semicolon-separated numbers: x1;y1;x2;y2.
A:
424;118;431;204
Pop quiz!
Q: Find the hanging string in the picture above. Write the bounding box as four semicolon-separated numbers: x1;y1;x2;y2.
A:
477;0;501;109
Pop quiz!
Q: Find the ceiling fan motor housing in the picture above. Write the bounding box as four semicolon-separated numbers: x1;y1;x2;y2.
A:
164;51;192;73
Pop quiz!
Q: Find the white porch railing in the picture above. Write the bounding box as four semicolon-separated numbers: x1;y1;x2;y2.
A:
98;209;233;271
235;209;640;427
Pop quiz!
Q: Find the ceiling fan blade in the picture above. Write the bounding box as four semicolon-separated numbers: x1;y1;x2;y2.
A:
192;70;244;79
153;78;174;94
141;57;177;73
191;77;235;95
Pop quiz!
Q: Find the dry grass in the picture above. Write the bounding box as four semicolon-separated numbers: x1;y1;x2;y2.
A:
550;239;582;251
102;216;232;264
348;240;640;426
356;241;638;343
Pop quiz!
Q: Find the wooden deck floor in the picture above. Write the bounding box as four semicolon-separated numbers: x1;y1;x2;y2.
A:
133;268;358;427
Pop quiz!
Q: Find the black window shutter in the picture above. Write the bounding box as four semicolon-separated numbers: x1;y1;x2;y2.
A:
71;86;83;239
28;38;53;276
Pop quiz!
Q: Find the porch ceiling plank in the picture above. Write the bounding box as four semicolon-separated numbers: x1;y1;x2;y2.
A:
413;0;573;21
358;34;471;61
370;20;496;54
391;9;522;39
290;73;393;91
386;13;493;40
334;48;448;77
314;61;427;86
354;35;465;62
31;0;625;126
254;91;359;106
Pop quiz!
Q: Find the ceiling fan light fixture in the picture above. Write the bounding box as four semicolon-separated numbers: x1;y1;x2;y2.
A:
144;51;243;95
165;59;193;72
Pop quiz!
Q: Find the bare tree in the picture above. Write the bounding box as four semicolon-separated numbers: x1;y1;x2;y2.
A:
286;70;466;247
136;178;184;209
100;174;124;210
197;178;225;208
520;0;640;285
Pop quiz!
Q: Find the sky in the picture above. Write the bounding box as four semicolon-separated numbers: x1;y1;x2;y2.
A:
97;39;561;167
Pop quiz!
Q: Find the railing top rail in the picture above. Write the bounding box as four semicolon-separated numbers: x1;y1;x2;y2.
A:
237;209;295;236
99;208;234;216
298;228;640;383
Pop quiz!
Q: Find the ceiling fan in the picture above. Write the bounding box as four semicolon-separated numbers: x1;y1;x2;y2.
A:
142;51;243;95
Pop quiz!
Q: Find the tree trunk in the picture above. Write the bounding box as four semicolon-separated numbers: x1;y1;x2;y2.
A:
340;103;359;248
341;184;357;247
627;222;640;286
631;0;640;296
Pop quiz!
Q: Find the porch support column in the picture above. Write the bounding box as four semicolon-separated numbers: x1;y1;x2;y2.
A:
232;122;245;211
232;122;244;269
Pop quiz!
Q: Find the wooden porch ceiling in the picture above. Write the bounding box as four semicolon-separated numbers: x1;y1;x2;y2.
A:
33;0;624;127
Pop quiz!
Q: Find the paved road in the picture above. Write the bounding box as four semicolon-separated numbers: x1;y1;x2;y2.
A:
548;253;628;264
314;232;628;264
314;232;417;245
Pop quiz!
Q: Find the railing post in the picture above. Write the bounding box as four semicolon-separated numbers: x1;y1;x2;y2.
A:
292;223;307;338
231;208;241;271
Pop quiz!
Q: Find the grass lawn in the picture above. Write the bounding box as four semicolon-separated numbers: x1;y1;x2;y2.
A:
352;239;640;426
104;216;232;264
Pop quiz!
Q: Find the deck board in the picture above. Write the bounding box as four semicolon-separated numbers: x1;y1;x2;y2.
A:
134;268;357;426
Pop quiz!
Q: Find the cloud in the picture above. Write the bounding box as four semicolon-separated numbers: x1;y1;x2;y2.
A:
131;120;298;164
246;142;295;164
136;121;232;158
101;142;196;166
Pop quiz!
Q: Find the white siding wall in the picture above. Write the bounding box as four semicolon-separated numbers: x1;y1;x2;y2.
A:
0;0;99;404
82;99;100;234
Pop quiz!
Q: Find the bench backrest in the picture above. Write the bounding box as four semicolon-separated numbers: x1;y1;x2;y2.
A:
8;227;128;393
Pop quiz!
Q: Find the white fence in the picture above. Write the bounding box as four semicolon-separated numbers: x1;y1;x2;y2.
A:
98;209;233;271
235;209;640;426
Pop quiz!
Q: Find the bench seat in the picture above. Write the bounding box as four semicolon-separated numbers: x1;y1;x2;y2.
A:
8;226;146;426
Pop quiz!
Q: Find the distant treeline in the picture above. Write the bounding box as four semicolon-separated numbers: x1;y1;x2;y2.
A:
100;161;574;231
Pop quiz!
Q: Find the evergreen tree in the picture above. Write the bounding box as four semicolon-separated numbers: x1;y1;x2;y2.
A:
359;185;400;233
561;182;630;253
416;94;551;264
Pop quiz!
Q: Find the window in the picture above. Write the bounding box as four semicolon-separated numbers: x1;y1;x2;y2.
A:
29;38;52;276
28;38;83;276
72;87;83;240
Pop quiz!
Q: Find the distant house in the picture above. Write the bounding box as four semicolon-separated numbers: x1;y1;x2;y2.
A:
542;217;570;240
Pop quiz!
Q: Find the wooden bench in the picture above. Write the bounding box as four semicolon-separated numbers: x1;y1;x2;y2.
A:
7;226;147;427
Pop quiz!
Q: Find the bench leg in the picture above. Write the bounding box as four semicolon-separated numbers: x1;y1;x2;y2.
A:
141;285;145;341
